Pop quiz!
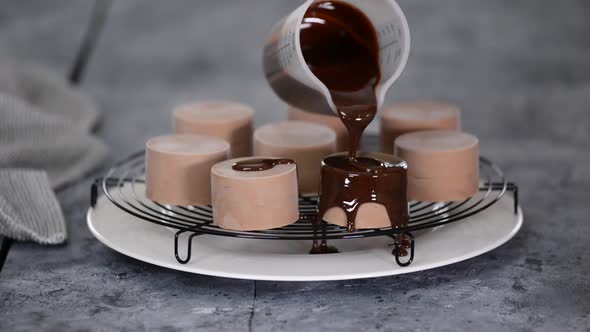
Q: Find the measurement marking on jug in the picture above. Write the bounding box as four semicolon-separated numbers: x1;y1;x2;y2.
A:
380;40;399;50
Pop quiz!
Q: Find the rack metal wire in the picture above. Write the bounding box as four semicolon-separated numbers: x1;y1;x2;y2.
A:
90;136;518;267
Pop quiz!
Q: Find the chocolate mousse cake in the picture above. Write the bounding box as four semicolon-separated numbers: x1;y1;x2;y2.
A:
174;101;254;157
211;157;299;230
380;102;461;153
395;130;479;202
145;134;229;206
254;121;337;194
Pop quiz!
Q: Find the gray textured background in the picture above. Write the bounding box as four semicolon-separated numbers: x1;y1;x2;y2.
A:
1;0;589;331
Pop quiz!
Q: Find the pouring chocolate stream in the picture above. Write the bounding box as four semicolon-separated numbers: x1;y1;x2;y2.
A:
300;0;380;158
301;0;409;233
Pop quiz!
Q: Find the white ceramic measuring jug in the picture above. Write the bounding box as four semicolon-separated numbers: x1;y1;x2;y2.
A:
263;0;410;116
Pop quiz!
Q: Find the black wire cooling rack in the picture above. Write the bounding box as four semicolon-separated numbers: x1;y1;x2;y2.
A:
90;136;518;267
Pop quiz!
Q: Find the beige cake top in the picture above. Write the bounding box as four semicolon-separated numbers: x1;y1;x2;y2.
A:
395;130;478;153
146;134;229;155
254;121;336;148
383;102;460;122
174;101;254;123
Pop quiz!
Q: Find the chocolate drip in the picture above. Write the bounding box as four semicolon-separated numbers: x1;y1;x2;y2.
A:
300;1;409;233
232;158;295;171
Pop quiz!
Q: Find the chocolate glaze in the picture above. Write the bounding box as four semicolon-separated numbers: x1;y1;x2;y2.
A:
232;158;295;171
300;1;409;233
319;153;409;232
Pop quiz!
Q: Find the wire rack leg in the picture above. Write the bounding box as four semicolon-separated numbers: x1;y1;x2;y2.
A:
508;183;519;215
90;179;100;208
390;232;415;267
174;230;201;264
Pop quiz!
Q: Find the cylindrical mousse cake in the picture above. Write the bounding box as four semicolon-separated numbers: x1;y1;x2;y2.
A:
145;134;229;206
174;101;254;158
320;152;409;230
254;121;337;194
394;130;479;202
211;157;299;231
288;106;349;151
380;102;461;153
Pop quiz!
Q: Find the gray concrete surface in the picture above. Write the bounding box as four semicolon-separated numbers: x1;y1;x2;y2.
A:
1;0;589;331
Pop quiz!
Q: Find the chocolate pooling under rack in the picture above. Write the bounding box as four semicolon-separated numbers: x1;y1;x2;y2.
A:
90;139;518;267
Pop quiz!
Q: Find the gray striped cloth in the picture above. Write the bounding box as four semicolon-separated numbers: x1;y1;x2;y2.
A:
0;63;108;244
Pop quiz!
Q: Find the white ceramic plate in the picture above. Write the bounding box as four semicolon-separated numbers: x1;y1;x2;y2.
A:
87;194;522;281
